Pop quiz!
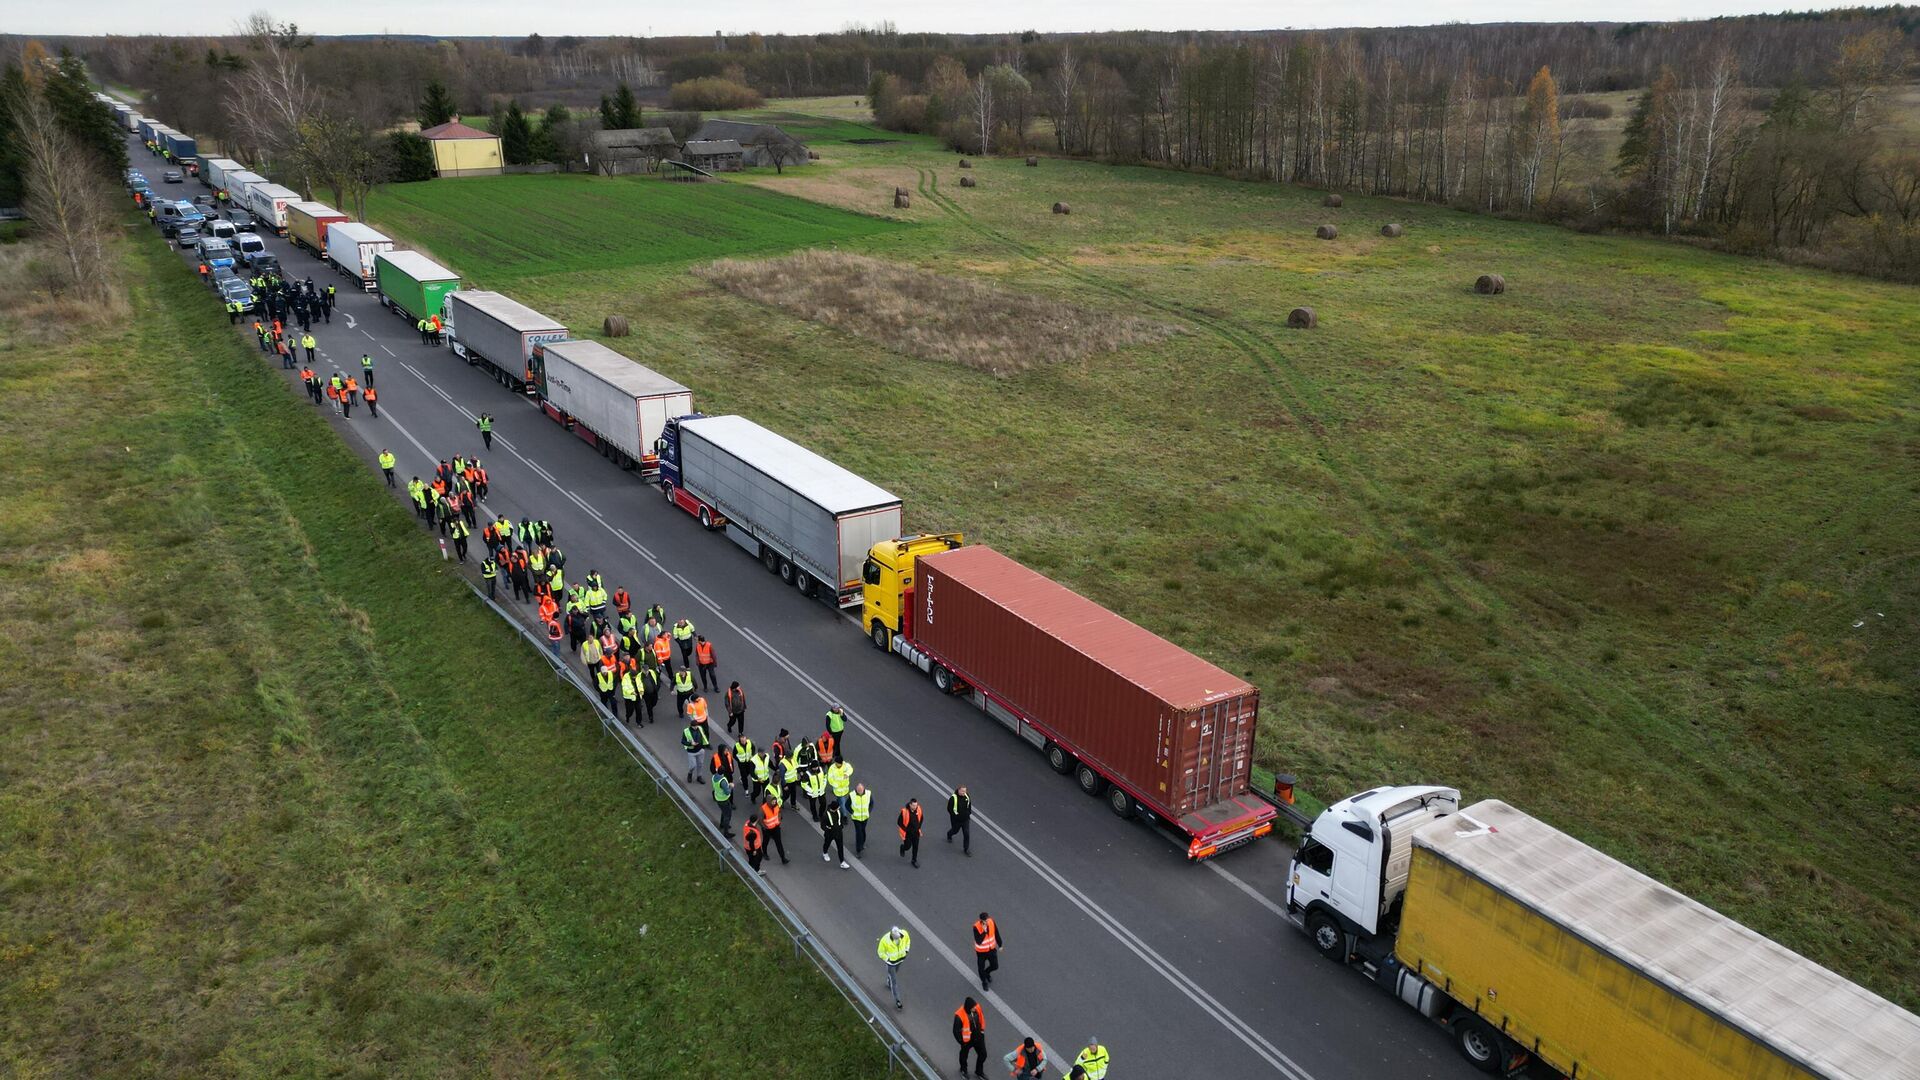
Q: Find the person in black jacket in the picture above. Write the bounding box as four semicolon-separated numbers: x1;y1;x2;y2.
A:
953;996;987;1079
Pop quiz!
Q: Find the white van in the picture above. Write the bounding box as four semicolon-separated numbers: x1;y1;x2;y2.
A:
208;219;238;241
234;232;268;266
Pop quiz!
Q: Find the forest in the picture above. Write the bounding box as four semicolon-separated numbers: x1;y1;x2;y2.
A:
34;7;1920;277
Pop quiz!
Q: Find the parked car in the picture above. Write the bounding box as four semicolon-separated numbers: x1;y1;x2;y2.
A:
251;252;282;279
191;194;217;212
225;209;257;230
212;265;241;288
216;276;256;312
175;222;204;247
196;236;237;272
163;169;184;183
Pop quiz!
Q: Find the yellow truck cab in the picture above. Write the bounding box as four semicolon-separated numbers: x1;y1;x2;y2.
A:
860;533;962;651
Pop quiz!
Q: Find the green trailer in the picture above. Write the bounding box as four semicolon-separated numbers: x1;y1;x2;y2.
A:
374;250;461;323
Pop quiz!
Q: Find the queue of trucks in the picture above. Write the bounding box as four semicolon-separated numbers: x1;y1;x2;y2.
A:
126;102;1920;1079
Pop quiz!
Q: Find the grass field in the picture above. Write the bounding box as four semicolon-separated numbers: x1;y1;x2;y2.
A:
0;230;890;1076
364;105;1920;1006
365;172;902;284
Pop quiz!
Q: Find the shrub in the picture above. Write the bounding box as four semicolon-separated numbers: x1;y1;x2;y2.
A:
1561;98;1615;120
669;78;763;111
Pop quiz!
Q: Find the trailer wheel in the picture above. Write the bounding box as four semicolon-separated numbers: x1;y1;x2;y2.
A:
779;558;795;585
795;570;816;598
871;623;891;651
762;547;779;574
698;507;714;530
1107;787;1136;819
1075;764;1108;797
932;665;955;694
1453;1015;1505;1074
1307;912;1347;962
1045;743;1073;774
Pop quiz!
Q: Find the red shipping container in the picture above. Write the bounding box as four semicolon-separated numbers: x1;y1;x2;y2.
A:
911;546;1271;849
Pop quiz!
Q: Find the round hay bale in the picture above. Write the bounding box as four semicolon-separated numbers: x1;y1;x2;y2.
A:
894;191;912;209
959;158;973;169
959;175;977;188
1287;307;1317;329
1052;202;1071;215
603;315;630;338
895;186;910;198
1315;224;1339;240
1475;273;1507;295
1322;193;1343;208
1380;223;1405;237
1026;155;1039;167
807;150;820;160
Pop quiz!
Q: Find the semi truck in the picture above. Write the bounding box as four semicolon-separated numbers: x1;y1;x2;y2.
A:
443;291;568;394
247;182;300;236
865;543;1277;860
286;201;348;258
533;339;691;474
656;415;903;607
374;251;460;323
1286;788;1920;1077
323;222;393;290
201;157;245;194
224;170;268;208
123;111;142;133
161;129;197;166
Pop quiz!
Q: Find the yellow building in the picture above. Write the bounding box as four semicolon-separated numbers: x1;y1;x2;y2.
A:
420;121;503;178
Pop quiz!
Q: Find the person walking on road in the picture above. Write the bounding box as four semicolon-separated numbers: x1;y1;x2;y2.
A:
363;384;379;418
878;927;912;1010
596;664;618;712
673;666;695;718
639;663;661;726
712;770;735;838
820;797;849;869
972;912;1001;991
742;813;765;875
946;784;974;856
476;413;493;449
681;720;709;784
759;790;789;864
378;449;396;487
749;748;772;803
1072;1039;1110;1080
360;353;374;386
694;635;718;691
672;618;696;667
449;517;471;563
824;704;847;762
954;997;988;1080
827;757;853;814
850;782;873;857
1006;1038;1046;1080
898;797;924;868
801;764;829;824
301;331;317;364
723;681;746;736
481;555;499;600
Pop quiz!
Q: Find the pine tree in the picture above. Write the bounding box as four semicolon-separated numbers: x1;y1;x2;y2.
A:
500;100;534;165
42;54;127;178
601;83;642;130
419;80;457;127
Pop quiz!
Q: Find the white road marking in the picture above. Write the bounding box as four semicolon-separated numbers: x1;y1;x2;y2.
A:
1208;861;1290;918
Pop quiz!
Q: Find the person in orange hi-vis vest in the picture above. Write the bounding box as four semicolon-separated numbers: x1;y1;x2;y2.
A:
897;798;924;868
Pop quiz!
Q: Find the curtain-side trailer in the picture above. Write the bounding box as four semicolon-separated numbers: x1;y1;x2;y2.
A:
534;338;692;474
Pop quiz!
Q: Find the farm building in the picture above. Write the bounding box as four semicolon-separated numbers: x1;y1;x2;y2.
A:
589;127;680;175
683;139;745;172
420;120;503;178
687;119;809;169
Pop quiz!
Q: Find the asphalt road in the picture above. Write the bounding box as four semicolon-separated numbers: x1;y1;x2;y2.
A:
139;139;1486;1080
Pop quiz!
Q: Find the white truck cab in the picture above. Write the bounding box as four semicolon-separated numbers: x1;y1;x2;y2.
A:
1287;785;1458;949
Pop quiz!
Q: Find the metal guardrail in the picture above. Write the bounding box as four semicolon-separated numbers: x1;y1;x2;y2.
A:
461;581;939;1079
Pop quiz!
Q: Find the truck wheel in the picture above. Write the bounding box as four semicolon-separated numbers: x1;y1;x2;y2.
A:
1075;764;1108;797
662;481;675;504
795;570;816;597
779;558;795;585
932;665;955;694
698;507;714;530
1453;1015;1505;1074
1307;912;1347;962
762;547;779;574
1045;743;1073;774
871;623;891;651
1107;788;1136;819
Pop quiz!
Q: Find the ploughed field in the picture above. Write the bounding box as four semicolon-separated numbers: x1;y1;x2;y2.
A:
363;104;1920;1007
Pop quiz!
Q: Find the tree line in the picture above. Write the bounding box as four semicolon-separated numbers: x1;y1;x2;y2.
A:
2;45;128;302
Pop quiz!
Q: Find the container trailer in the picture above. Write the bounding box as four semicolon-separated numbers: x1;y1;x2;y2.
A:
865;543;1276;859
123;111;143;133
285;201;347;258
374;251;460;323
443;291;568;394
224;170;268;207
246;183;300;236
200;157;244;192
533;339;691;474
1287;788;1920;1076
323;223;393;290
161;129;197;165
656;415;902;607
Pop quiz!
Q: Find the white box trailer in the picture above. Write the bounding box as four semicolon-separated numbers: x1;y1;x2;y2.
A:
201;157;245;192
658;415;903;607
444;290;568;395
322;222;393;290
535;339;692;475
247;183;300;236
224;170;268;207
123;111;143;133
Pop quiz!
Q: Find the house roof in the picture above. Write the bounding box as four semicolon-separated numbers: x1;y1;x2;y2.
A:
690;118;801;147
591;127;679;151
420;121;497;141
683;139;744;156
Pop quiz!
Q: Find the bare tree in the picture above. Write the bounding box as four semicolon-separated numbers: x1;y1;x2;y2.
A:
228;13;320;188
761;136;806;175
296;115;382;220
15;87;114;298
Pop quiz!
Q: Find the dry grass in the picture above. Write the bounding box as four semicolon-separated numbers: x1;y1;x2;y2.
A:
0;233;131;342
695;249;1178;375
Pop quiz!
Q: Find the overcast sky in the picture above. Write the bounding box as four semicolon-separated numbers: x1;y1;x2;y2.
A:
10;0;1843;37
